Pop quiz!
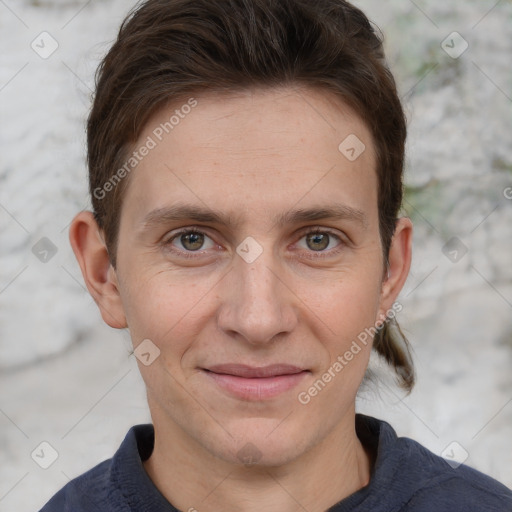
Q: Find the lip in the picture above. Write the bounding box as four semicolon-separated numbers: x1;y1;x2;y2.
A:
201;364;310;401
206;363;306;378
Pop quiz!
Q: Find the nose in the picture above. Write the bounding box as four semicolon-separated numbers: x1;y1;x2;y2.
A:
216;243;298;346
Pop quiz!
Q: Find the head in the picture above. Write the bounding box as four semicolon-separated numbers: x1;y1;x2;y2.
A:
71;0;414;466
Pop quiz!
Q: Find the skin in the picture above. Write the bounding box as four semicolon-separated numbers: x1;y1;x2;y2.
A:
70;86;412;512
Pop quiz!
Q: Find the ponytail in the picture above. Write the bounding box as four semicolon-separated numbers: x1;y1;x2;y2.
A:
372;316;415;393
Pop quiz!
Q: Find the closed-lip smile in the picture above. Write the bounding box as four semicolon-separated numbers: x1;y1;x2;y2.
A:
201;363;310;400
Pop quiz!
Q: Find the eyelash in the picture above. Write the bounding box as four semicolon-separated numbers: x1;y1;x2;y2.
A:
162;226;345;260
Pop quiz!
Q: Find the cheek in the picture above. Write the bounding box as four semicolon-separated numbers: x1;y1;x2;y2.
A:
339;279;381;332
295;262;382;343
307;278;382;394
118;264;216;354
294;276;381;417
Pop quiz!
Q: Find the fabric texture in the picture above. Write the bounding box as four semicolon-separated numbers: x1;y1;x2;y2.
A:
39;414;512;512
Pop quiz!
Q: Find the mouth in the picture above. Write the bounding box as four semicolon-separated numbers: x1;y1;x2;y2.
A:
201;364;310;400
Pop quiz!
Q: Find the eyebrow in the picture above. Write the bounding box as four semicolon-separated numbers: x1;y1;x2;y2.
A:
140;202;368;232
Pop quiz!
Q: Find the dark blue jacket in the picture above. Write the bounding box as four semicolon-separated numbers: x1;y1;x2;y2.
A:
39;414;512;511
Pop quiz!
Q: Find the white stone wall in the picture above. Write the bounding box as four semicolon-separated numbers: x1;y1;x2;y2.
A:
0;1;511;510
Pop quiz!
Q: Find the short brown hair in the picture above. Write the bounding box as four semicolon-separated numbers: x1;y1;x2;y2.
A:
87;0;414;391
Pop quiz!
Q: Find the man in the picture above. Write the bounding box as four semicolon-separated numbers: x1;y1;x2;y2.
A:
40;0;512;510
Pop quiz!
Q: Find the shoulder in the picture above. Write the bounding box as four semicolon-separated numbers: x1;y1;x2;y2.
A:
354;415;512;512
392;432;512;511
38;424;154;512
38;458;120;512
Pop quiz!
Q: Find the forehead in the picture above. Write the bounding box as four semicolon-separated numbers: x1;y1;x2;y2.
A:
121;86;378;230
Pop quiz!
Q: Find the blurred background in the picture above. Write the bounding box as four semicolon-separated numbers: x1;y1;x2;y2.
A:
0;0;511;510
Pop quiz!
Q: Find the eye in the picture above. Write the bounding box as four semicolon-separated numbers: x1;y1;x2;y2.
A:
295;228;344;256
163;226;345;260
164;228;216;257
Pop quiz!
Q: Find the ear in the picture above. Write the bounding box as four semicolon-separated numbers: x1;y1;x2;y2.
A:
69;211;127;329
377;217;413;321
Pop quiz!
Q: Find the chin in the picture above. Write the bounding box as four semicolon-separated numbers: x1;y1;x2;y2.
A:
207;417;311;468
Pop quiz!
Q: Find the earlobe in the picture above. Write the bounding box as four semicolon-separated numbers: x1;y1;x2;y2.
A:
378;217;413;314
69;211;127;329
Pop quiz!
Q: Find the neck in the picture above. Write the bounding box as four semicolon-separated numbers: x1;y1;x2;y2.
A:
143;405;372;512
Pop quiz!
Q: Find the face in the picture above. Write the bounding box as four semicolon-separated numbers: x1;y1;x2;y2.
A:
93;86;406;466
